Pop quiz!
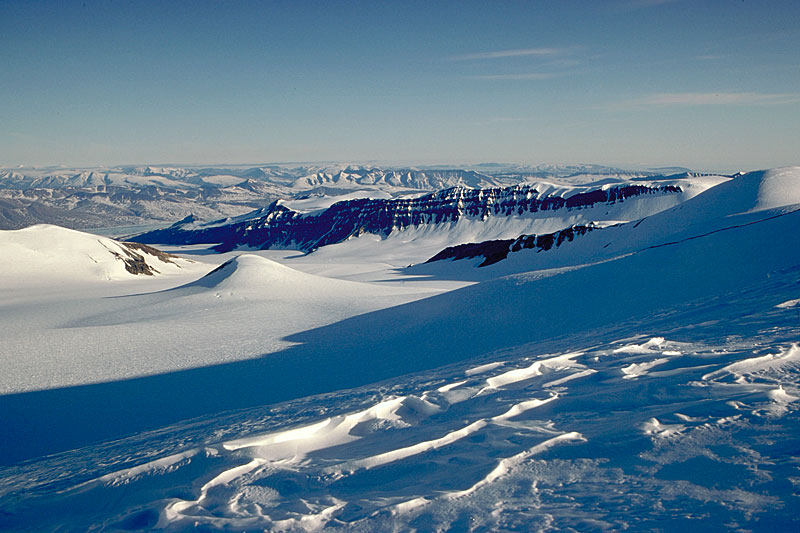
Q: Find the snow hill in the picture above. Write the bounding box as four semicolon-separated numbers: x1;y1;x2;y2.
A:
187;253;319;291
0;224;192;284
0;167;799;530
176;254;431;303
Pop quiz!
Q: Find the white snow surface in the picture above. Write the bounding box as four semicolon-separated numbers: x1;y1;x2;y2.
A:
0;248;438;393
278;190;393;214
1;167;800;531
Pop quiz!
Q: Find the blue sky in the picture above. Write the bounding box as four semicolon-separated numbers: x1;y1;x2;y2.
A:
1;0;798;172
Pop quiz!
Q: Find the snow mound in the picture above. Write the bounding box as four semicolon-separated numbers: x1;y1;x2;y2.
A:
0;224;186;283
679;166;800;219
181;254;368;298
750;166;800;212
189;254;309;288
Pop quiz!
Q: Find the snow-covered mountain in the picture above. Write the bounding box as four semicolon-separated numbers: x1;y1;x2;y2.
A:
0;169;263;231
290;166;520;190
133;176;723;255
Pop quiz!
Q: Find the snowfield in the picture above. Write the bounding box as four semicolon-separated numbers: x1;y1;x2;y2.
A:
0;167;799;531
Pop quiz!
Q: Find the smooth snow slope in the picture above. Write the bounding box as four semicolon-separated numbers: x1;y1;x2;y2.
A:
0;251;438;397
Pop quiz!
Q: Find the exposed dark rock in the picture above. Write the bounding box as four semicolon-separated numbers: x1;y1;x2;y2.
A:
426;239;516;267
425;224;600;267
120;241;179;265
106;246;155;275
99;241;183;275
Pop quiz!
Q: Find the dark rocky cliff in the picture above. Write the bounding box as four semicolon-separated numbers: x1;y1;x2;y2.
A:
133;183;681;252
425;224;600;267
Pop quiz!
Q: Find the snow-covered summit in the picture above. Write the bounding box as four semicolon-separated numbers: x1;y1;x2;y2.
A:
645;166;800;224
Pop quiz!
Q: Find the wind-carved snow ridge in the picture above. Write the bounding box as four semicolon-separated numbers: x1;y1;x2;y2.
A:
699;344;800;419
613;337;683;379
77;333;794;531
702;343;800;383
4;311;800;530
147;352;595;530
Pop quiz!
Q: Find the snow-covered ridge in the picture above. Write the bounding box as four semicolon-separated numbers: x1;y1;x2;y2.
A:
289;167;520;191
418;167;800;271
0;165;532;193
132;178;707;252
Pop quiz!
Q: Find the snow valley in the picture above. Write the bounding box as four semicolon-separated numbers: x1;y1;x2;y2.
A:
1;166;799;531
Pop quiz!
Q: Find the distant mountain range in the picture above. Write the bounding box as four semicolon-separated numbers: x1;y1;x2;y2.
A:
0;163;692;230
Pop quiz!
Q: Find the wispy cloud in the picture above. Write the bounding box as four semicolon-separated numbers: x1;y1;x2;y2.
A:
449;48;565;61
610;92;800;109
450;47;580;82
469;72;559;80
616;0;682;9
471;117;531;126
695;54;725;61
